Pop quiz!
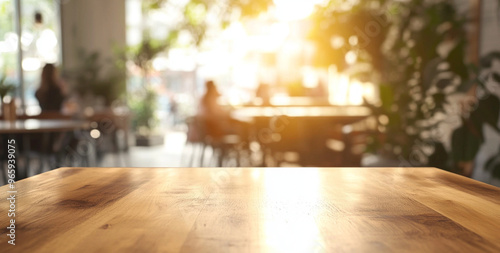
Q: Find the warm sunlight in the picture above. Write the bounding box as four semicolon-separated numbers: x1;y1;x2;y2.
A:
273;0;323;21
262;168;323;252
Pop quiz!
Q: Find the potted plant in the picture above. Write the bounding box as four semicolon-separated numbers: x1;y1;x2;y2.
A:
69;49;126;107
309;0;469;165
0;73;15;113
450;51;500;178
128;35;177;146
0;76;14;101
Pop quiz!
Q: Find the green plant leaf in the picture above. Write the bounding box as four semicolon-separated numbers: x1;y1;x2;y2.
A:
428;142;450;171
492;73;500;84
436;78;452;90
471;95;500;131
432;92;447;106
480;51;500;68
484;146;500;171
379;84;394;112
185;2;207;26
485;153;500;179
446;40;468;81
0;75;15;99
451;124;482;163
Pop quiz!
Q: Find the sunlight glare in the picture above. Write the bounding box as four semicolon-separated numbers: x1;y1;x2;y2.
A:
302;66;319;88
273;0;323;21
262;168;323;252
348;80;364;105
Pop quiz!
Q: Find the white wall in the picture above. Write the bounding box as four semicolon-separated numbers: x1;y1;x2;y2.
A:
480;0;500;56
60;0;126;73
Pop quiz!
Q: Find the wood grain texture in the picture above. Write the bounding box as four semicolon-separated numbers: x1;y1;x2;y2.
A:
1;167;499;252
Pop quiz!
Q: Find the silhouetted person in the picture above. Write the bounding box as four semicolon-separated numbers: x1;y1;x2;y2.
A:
31;64;68;155
198;81;230;137
255;83;271;105
36;64;66;112
199;81;228;119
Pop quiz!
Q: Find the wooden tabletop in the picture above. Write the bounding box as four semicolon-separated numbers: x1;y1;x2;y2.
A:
231;106;371;124
0;119;89;134
1;167;499;252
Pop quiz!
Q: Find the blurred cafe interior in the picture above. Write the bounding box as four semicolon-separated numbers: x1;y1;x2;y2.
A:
1;0;500;187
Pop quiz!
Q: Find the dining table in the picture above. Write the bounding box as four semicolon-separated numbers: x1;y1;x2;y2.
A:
230;106;372;166
1;166;499;252
230;105;371;124
0;119;90;180
0;119;89;134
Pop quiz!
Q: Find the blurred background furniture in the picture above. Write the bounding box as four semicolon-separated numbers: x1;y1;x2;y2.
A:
184;115;249;167
0;118;90;181
231;106;372;166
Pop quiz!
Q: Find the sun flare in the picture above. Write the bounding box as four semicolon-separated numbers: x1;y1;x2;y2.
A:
273;0;323;21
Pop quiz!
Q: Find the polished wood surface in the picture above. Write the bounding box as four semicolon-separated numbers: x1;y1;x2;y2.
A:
0;119;89;134
1;167;499;252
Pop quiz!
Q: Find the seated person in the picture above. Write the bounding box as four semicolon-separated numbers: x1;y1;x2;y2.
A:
198;81;245;139
255;83;271;105
33;64;69;154
35;63;66;113
199;81;227;119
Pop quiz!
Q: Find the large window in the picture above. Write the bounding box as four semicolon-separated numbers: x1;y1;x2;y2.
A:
0;0;60;114
0;0;19;98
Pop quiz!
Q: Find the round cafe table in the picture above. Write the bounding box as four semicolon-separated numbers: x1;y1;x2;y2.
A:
0;119;90;181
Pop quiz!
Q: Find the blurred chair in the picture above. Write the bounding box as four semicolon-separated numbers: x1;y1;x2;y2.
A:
254;117;305;166
18;112;94;173
326;117;377;166
183;115;248;167
86;110;130;166
341;129;369;166
207;120;247;167
183;116;208;167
